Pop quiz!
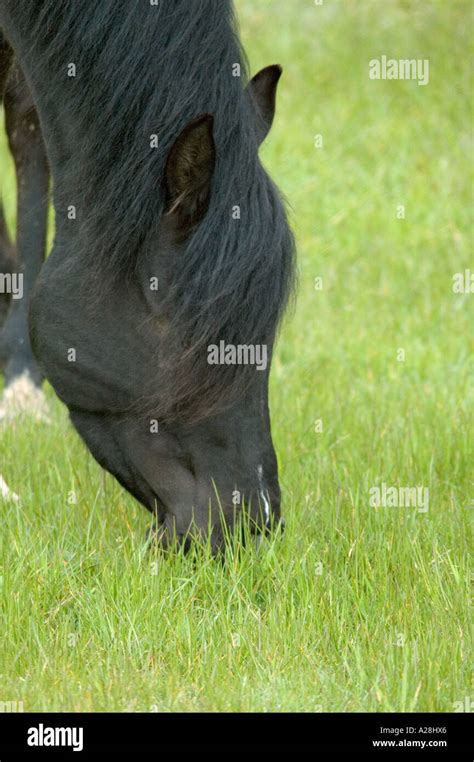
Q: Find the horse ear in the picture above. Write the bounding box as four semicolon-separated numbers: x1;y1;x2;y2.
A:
247;64;282;145
165;114;216;232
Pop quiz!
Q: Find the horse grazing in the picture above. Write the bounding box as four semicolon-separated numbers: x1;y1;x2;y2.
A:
0;0;295;552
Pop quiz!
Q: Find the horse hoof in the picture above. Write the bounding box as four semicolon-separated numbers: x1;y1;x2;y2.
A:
0;372;51;424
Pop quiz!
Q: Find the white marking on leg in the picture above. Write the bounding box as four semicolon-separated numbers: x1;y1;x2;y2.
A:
257;464;270;526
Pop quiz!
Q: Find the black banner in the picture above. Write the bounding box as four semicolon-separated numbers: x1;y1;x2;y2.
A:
0;712;471;756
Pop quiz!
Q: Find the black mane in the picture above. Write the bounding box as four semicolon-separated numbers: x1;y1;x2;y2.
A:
5;0;296;420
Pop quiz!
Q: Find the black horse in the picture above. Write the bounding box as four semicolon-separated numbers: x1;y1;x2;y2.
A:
0;0;295;552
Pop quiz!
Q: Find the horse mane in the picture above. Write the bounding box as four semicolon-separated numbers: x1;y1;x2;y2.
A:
7;0;296;421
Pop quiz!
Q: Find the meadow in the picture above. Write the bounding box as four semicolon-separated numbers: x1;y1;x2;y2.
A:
0;0;472;712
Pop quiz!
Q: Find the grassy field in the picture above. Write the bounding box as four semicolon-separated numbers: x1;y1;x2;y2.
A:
0;0;472;712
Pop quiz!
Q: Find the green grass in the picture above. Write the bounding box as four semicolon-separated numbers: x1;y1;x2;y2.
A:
0;0;472;712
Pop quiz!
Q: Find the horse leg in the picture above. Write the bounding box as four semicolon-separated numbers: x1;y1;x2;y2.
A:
0;200;15;337
0;31;13;106
0;33;14;345
0;60;50;422
0;34;19;499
